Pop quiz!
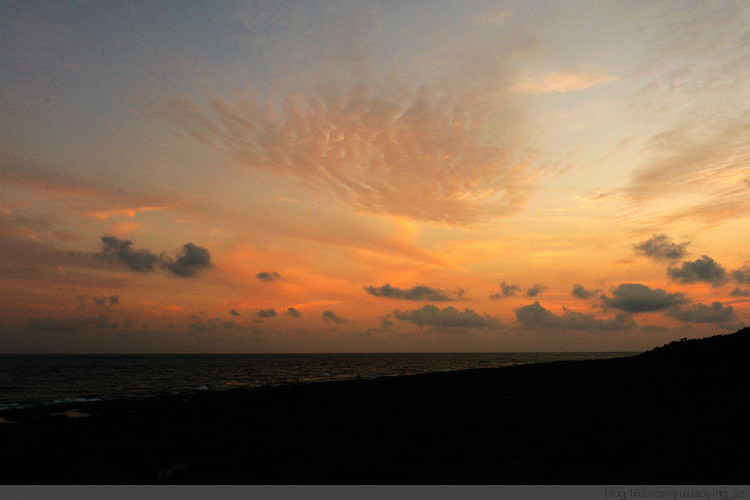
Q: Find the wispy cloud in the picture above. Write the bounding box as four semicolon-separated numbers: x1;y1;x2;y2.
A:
512;66;616;94
153;80;539;225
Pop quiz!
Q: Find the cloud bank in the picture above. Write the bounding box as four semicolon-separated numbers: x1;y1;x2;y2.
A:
364;284;463;301
393;305;498;328
515;302;636;331
602;283;688;313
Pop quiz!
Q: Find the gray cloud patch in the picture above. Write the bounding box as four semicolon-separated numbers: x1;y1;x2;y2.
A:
572;285;597;299
515;302;636;331
490;282;521;299
667;255;728;287
160;243;212;277
666;302;737;324
602;283;689;313
100;236;212;277
526;284;546;297
634;234;690;262
101;235;160;272
256;271;281;282
731;265;750;284
258;308;277;318
322;310;347;324
230;309;241;316
285;307;301;317
730;287;750;297
91;315;119;329
76;295;119;308
364;284;462;301
393;305;498;328
27;317;88;332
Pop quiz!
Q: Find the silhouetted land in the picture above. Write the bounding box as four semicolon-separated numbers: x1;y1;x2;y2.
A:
1;328;748;484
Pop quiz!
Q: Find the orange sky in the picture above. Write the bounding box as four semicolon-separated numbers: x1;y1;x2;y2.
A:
2;1;750;352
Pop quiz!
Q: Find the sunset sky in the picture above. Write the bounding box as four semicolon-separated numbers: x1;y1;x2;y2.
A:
2;1;750;353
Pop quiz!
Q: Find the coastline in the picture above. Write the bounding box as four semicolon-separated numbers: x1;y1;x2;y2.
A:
0;329;748;484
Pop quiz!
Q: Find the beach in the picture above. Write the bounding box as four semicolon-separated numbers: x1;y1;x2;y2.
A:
1;329;748;484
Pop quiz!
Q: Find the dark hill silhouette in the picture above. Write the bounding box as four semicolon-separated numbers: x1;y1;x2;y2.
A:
1;328;748;484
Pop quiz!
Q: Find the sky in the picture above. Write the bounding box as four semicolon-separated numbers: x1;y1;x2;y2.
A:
2;0;750;353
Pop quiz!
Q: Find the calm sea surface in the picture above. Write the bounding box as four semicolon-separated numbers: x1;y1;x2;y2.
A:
0;352;636;410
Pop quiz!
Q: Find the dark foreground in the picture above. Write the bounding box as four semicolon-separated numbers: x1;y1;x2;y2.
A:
1;329;749;484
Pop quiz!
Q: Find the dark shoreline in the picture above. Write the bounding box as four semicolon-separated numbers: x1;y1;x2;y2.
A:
1;329;748;484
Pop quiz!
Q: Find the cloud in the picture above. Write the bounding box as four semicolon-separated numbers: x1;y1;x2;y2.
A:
100;235;160;273
572;285;597;299
515;302;636;331
633;234;690;262
364;284;463;301
91;315;119;329
76;295;119;308
27;317;88;332
230;309;241;316
512;66;617;94
489;281;520;299
160;243;212;277
256;271;281;282
602;283;689;313
100;236;212;277
285;307;301;317
731;265;750;284
322;310;347;324
526;284;546;297
393;305;498;328
666;302;738;324
667;255;728;287
257;308;277;318
730;287;750;297
154;80;538;225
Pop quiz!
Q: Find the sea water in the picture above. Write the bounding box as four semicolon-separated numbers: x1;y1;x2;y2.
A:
0;352;636;410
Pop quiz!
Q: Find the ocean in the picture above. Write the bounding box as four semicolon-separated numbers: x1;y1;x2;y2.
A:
0;352;636;410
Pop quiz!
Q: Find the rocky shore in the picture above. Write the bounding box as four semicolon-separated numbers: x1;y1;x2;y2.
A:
1;328;748;484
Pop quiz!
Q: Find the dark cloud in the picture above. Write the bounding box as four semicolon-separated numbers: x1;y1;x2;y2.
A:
667;255;728;287
364;284;463;301
100;235;160;273
258;308;277;318
393;305;498;328
93;295;119;307
731;265;750;284
572;285;597;299
490;281;521;299
160;243;212;277
91;315;119;329
515;302;636;331
27;317;88;332
285;307;301;317
76;295;119;308
666;302;737;324
100;236;212;278
256;271;281;282
633;234;690;262
230;309;241;316
730;287;750;297
602;283;689;313
526;284;546;297
322;310;347;324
